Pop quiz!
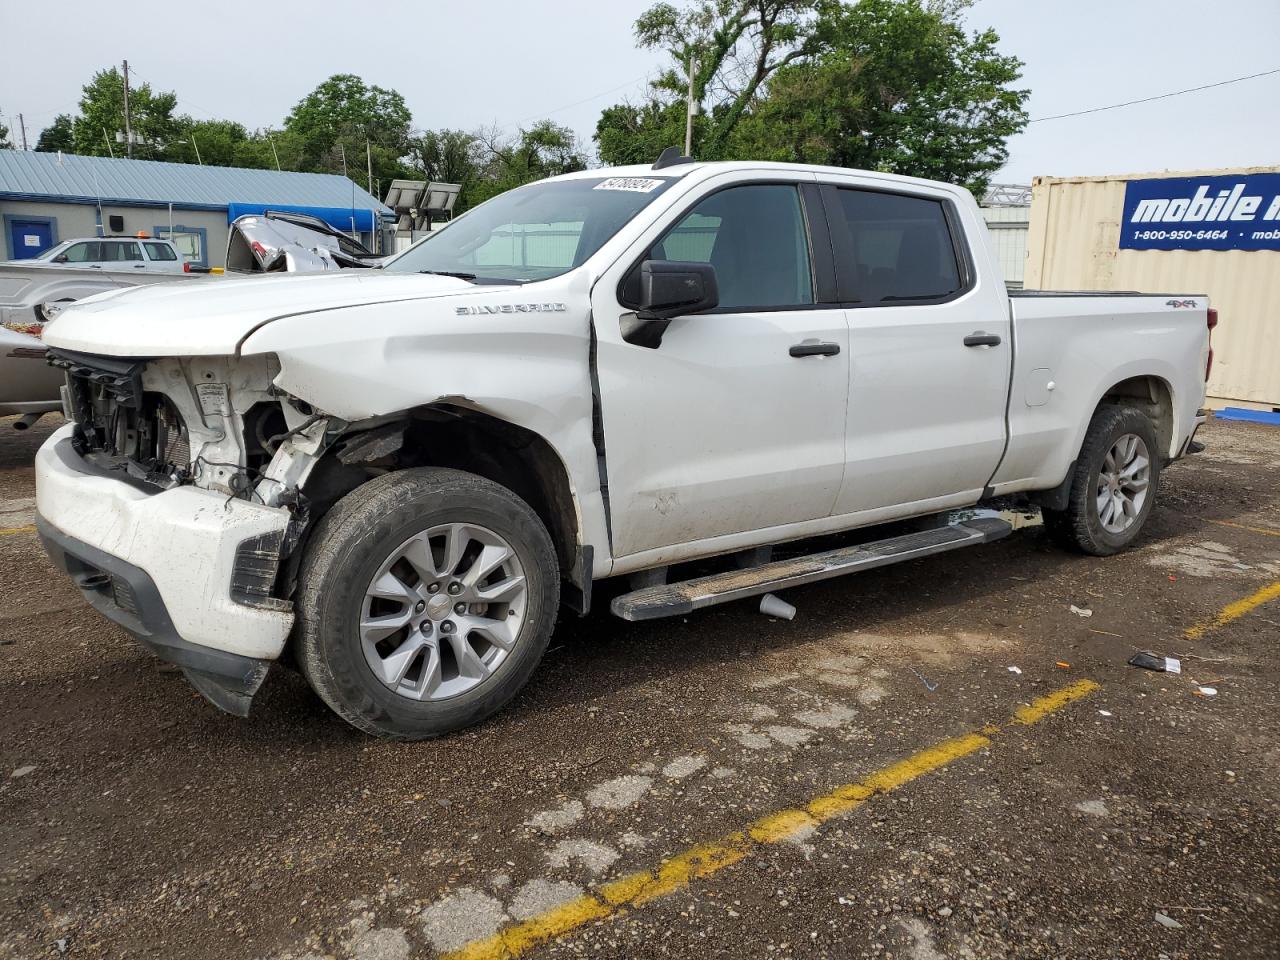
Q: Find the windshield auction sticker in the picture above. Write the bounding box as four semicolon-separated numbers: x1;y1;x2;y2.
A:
594;177;665;193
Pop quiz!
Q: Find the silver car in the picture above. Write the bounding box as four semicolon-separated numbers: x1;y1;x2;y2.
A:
0;325;61;428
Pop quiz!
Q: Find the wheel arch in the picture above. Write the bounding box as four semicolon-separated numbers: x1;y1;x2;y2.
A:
1097;374;1175;460
290;403;588;611
1032;373;1175;512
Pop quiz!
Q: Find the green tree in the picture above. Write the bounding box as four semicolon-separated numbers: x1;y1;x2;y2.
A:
596;0;822;163
467;121;589;208
734;0;1028;192
162;119;253;167
406;129;479;186
70;67;184;159
595;100;687;166
404;129;484;212
0;120;10;150
35;114;75;152
595;0;1028;193
284;74;413;188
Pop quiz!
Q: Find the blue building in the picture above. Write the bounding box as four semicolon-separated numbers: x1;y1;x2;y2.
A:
0;151;391;267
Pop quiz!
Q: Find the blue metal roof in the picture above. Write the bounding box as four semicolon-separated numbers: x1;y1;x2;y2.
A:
0;150;390;214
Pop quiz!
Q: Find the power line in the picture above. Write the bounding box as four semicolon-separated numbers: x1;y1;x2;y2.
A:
501;69;659;129
1030;67;1280;123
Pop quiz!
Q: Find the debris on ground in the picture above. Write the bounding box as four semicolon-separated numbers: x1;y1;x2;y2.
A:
1069;605;1094;618
1128;652;1182;674
1195;686;1218;697
909;666;938;692
1007;666;1022;674
1154;911;1183;930
9;765;35;779
1056;661;1071;669
759;593;796;620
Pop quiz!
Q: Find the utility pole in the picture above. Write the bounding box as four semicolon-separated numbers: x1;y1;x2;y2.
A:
190;135;202;165
684;55;697;158
268;134;281;171
366;138;373;196
121;59;133;158
17;113;28;150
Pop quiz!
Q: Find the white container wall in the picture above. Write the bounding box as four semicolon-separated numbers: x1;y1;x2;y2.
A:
1024;166;1280;408
981;204;1030;288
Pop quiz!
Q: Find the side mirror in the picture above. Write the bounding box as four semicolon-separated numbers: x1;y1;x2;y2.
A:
52;254;69;263
638;260;719;320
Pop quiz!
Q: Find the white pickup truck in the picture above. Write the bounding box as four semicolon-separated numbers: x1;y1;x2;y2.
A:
33;157;1213;738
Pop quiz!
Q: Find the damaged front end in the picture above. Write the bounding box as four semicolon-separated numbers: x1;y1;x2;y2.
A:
51;347;412;614
43;348;406;714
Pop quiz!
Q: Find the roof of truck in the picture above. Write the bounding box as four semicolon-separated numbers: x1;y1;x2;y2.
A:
553;160;974;199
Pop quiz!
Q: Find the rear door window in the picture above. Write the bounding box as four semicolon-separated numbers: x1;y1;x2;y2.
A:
144;242;177;261
832;189;964;304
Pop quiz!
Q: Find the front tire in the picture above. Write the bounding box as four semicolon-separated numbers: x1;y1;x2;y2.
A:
1043;405;1161;556
295;468;559;739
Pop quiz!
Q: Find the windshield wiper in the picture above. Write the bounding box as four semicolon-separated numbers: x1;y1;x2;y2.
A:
418;270;524;286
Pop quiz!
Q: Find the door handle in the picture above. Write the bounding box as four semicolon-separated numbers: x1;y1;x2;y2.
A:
789;341;841;358
963;332;1002;347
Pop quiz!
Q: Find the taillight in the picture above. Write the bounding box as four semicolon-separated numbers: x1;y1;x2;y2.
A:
183;261;191;273
1205;307;1218;381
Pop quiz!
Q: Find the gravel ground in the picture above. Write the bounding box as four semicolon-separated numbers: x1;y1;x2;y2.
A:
1;414;1277;959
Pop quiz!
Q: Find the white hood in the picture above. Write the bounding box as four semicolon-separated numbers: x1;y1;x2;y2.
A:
40;271;474;356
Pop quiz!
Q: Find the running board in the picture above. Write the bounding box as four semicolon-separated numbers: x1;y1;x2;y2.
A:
610;517;1012;622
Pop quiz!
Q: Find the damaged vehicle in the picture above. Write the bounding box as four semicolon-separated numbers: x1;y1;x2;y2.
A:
34;156;1213;738
224;210;388;273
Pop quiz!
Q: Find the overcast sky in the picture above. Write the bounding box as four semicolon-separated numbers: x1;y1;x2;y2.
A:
2;0;1277;187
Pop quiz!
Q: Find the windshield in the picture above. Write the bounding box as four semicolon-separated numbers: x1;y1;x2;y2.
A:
383;175;676;283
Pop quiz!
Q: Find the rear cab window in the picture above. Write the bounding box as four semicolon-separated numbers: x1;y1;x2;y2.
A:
828;188;967;305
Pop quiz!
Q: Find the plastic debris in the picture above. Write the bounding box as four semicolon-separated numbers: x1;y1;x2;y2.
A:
1154;912;1183;930
1056;661;1071;669
1128;652;1181;674
1098;710;1113;717
759;593;796;620
910;666;938;692
1069;605;1093;618
1195;686;1218;697
1007;666;1022;675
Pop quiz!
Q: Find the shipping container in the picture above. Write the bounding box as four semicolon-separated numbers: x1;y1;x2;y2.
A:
1024;165;1280;409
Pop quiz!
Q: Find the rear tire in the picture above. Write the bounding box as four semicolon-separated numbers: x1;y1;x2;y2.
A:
295;468;559;739
1043;405;1161;557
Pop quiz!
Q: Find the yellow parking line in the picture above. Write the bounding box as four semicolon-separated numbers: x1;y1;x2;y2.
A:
1207;518;1280;539
0;524;36;536
442;679;1100;960
1184;579;1280;641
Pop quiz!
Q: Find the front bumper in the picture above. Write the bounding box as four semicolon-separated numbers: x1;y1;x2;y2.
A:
35;424;295;715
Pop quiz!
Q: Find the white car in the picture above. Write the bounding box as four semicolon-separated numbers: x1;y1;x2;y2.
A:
32;157;1212;737
26;236;189;274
